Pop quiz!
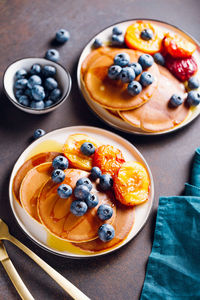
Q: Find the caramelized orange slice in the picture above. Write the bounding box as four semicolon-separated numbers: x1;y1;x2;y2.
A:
113;161;150;206
20;162;53;223
125;22;165;54
93;145;125;176
63;134;101;171
38;169;116;243
163;33;196;58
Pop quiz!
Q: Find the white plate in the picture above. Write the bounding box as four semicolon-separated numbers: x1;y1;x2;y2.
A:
77;19;200;135
9;126;154;258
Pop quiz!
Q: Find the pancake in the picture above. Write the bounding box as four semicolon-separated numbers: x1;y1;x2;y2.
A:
119;65;190;132
38;169;116;243
13;152;61;204
20;162;53;223
81;47;160;110
73;202;135;253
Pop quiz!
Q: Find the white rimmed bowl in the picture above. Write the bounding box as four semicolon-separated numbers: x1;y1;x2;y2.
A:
3;57;72;114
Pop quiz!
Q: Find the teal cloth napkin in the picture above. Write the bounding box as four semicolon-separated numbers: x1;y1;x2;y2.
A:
140;148;200;300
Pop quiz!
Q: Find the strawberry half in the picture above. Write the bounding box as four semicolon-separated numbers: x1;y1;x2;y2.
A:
165;55;198;82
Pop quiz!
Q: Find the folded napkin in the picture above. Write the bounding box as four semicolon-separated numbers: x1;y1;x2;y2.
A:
140;148;200;300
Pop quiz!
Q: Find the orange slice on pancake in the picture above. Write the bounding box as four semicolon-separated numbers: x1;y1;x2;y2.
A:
20;162;53;223
119;65;189;132
63;134;101;171
81;47;160;110
73;202;135;253
38;169;116;243
13;152;61;204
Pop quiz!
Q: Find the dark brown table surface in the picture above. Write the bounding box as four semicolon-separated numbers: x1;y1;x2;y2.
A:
0;0;200;299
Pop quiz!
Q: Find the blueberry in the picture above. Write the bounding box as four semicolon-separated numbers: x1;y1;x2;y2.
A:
111;34;124;46
52;155;69;170
108;65;122;80
153;53;165;66
57;184;72;199
114;53;130;67
15;79;28;89
188;76;200;90
127;81;142;96
56;29;70;43
27;75;42;89
128;62;142;76
18;95;30;106
99;174;113;191
31;85;45;101
45;49;60;62
76;177;92;191
91;167;102;180
15;69;27;79
30;64;41;75
30;100;45;109
186;91;200;106
44;77;58;91
45;99;54;108
98;224;115;242
50;88;61;101
93;38;102;48
119;67;135;83
15;89;24;99
80;142;95;156
51;169;65;183
112;26;123;35
169;94;183;107
42;65;56;77
33;129;46;139
138;54;154;69
97;204;113;220
140;29;154;41
139;72;154;87
74;185;90;200
24;88;33;99
70;200;88;216
85;194;99;208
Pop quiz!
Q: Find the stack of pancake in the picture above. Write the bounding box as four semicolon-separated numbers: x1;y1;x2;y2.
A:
81;47;190;133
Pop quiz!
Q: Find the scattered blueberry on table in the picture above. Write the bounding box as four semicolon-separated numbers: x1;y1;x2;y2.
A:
33;128;46;139
14;64;62;110
45;49;60;62
56;29;70;43
98;224;115;242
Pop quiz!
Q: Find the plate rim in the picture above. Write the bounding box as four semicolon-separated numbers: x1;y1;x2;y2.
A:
9;125;154;258
77;18;200;136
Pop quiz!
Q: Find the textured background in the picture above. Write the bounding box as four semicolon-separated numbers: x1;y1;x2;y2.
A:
0;0;200;299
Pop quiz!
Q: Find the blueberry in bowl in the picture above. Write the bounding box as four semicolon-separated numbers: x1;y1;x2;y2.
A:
3;57;71;114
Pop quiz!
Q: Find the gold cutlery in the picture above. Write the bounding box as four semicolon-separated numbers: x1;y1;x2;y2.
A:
0;219;90;300
0;240;34;300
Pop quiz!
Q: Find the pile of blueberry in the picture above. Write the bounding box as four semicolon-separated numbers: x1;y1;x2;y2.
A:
108;52;155;96
14;64;62;110
51;142;115;242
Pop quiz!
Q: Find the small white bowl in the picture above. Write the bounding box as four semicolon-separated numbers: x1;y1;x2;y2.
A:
3;57;72;114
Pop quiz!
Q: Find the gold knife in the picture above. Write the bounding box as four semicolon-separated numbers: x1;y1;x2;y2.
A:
0;240;34;300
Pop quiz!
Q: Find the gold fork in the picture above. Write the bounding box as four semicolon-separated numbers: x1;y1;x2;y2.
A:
0;240;34;300
0;219;90;300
